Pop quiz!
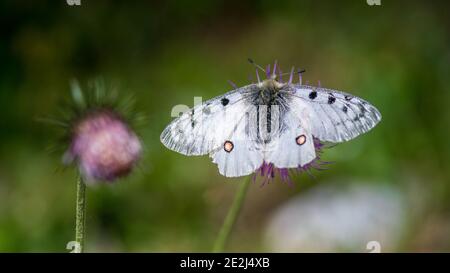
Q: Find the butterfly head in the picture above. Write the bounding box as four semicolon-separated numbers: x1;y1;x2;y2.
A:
259;78;285;91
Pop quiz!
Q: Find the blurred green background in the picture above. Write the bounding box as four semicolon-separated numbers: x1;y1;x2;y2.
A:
0;0;449;252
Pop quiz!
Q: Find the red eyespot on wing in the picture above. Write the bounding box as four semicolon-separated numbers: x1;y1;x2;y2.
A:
223;141;234;153
296;135;306;145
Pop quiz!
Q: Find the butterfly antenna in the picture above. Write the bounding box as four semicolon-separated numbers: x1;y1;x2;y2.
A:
248;58;266;74
278;67;302;83
298;68;306;85
227;80;237;89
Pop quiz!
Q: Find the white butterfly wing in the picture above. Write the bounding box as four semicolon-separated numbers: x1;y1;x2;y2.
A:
160;85;264;177
210;108;264;177
264;109;316;168
287;85;382;143
161;86;251;155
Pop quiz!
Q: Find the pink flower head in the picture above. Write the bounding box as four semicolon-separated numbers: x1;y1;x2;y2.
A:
65;109;142;182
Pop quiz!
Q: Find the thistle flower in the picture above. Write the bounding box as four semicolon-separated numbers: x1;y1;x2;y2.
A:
64;109;142;182
48;79;143;184
44;79;143;253
67;82;141;184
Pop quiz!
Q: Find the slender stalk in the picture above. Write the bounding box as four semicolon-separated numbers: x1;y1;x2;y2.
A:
213;177;251;253
75;174;86;253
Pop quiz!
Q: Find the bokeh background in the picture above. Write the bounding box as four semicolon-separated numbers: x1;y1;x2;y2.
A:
0;0;449;252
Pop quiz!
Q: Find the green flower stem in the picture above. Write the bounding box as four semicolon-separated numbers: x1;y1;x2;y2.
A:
75;174;86;253
213;177;251;253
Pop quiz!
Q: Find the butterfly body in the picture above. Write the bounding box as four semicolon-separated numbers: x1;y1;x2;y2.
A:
161;64;381;178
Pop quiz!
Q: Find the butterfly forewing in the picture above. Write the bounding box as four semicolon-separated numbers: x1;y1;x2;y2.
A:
285;85;382;143
160;85;258;156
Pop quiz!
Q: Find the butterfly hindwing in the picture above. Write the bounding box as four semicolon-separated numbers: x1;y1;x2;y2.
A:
264;109;316;168
210;113;264;177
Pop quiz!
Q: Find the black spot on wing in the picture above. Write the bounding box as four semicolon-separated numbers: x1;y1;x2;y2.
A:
328;95;336;104
221;97;229;106
342;106;348;113
345;95;352;101
309;91;317;99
